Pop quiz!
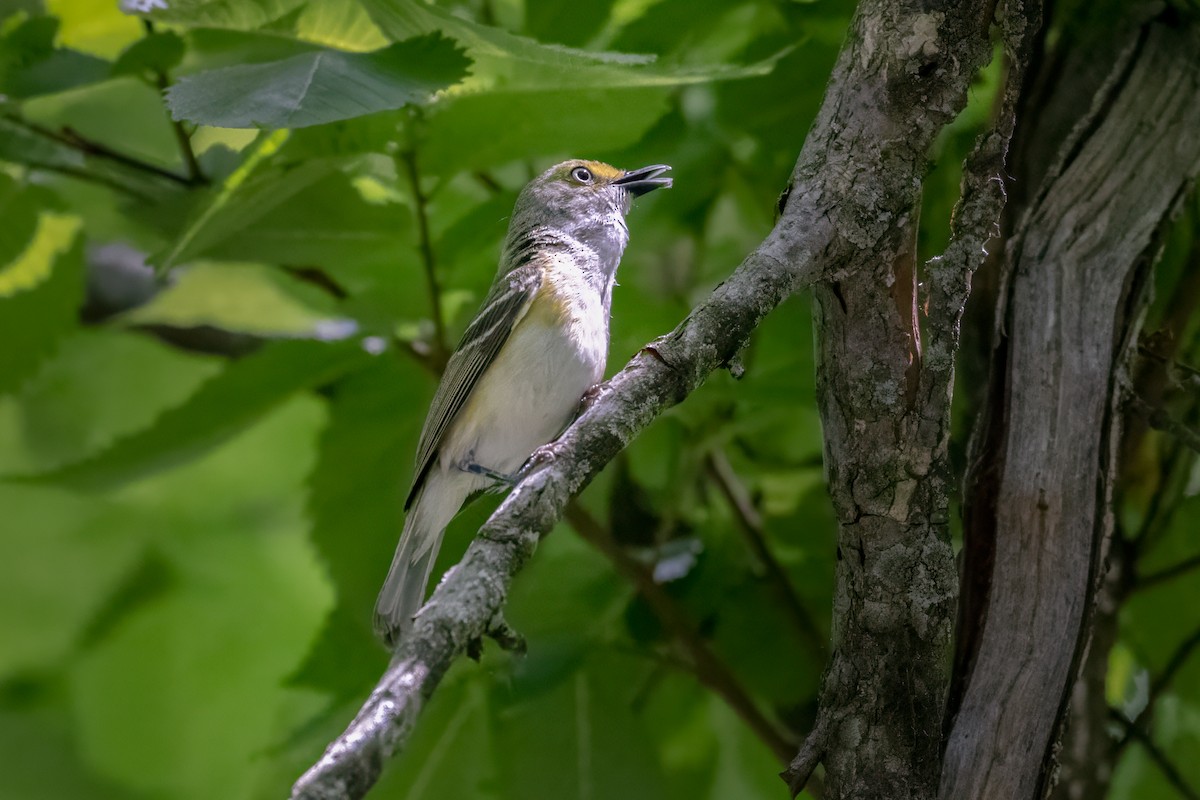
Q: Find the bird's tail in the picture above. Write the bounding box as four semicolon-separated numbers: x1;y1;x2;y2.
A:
373;474;468;648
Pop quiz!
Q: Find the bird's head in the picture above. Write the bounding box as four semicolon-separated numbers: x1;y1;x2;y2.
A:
505;160;672;286
520;159;672;218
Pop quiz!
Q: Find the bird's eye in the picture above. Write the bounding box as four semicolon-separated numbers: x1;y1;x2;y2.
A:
571;166;594;184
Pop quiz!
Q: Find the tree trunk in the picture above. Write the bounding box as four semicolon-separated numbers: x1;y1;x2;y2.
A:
941;17;1200;799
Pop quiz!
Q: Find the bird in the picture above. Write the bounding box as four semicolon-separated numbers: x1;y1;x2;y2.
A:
374;159;672;647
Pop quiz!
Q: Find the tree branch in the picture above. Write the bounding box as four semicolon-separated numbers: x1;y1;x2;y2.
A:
141;18;206;186
1109;709;1200;800
704;449;825;654
1137;553;1200;591
2;113;196;187
787;0;1035;796
391;338;796;763
1131;394;1200;454
563;500;798;763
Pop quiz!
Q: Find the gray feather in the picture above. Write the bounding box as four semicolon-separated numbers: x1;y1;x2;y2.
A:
373;513;438;648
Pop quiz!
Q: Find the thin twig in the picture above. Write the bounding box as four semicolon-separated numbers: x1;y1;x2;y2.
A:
1151;624;1200;702
154;76;205;184
3;114;195;187
704;449;826;654
1134;398;1200;454
473;171;504;194
564;500;799;763
18;160;152;201
142;19;206;185
399;149;450;364
1115;624;1200;758
1138;552;1200;591
783;715;828;797
1110;708;1200;800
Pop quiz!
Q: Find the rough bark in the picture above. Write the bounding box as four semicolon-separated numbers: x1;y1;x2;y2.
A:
783;0;1040;795
940;18;1200;800
290;0;1012;797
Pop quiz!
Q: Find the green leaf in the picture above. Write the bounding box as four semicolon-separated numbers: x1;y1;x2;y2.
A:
120;261;347;338
420;86;671;173
0;484;145;678
201;171;411;270
20;71;181;171
66;396;334;800
0;173;41;268
0;115;87;172
10;338;374;490
16;329;222;471
275;0;389;52
110;30;185;77
0;208;84;395
0;210;81;296
291;357;426;695
0;14;111;99
524;0;618;48
180;27;319;72
152;128;294;272
489;651;669;799
361;0;655;79
165;34;470;129
361;0;776;93
0;704;142;800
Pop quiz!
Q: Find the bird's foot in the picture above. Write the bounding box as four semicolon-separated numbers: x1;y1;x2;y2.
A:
466;610;527;661
517;441;559;479
579;382;609;413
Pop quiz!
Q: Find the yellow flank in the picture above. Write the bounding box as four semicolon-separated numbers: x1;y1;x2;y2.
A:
580;161;624;181
526;278;574;326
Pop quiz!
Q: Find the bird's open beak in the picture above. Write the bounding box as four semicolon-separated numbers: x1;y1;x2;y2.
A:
615;164;672;197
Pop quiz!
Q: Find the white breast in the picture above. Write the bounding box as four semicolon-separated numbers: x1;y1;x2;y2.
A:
439;271;608;481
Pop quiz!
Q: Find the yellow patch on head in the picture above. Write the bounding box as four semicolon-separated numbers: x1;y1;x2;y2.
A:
579;161;623;181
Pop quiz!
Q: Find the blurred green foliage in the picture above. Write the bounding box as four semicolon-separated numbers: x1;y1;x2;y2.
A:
0;1;1196;799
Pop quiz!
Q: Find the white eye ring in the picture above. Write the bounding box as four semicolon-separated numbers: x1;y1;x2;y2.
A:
571;166;593;184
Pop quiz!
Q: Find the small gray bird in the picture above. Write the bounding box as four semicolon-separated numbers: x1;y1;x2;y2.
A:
374;159;672;646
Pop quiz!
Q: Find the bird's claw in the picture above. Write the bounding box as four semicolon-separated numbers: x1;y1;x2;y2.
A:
579;383;609;413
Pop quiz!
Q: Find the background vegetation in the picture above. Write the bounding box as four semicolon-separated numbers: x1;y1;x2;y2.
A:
0;1;1196;799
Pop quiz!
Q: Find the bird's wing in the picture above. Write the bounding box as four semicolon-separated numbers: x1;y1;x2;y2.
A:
405;263;544;509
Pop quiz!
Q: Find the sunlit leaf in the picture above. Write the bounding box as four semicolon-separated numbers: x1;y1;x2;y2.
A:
0;208;84;394
152;128;293;272
11;338;375;490
280;0;389;52
0;14;111;98
120;262;346;338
